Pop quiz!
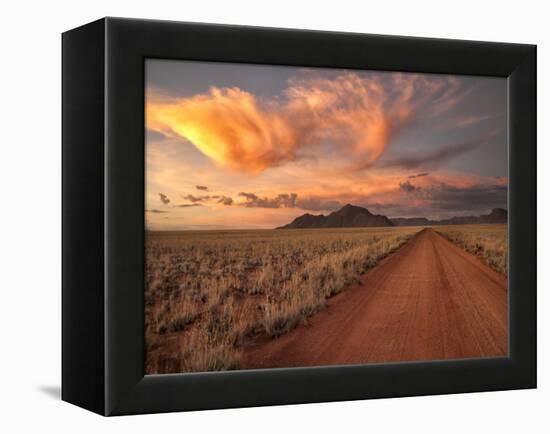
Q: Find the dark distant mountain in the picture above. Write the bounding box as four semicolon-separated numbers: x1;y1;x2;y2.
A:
390;208;507;227
278;204;394;229
279;206;507;229
391;217;433;226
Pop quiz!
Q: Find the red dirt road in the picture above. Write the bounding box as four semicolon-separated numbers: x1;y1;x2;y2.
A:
243;228;508;369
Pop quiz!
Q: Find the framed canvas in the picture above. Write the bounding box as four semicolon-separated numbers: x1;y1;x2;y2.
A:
62;17;536;415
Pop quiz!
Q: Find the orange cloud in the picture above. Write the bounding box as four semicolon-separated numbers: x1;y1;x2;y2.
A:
147;72;463;175
147;88;298;174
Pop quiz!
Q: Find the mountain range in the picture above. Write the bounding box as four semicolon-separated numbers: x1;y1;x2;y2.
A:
391;207;507;226
277;204;507;229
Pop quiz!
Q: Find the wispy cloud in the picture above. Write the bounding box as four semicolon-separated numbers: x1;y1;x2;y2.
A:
181;193;234;206
408;172;429;179
399;180;420;193
239;192;298;208
196;185;209;191
159;193;170;205
382;132;497;170
146;209;169;214
436;113;500;130
217;196;233;205
176;203;203;208
420;183;507;211
147;72;465;174
183;194;209;203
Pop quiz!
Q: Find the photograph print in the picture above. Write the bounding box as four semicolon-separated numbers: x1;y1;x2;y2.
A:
144;60;508;374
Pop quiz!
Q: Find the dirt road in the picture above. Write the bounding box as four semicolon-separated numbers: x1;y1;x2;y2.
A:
243;228;508;368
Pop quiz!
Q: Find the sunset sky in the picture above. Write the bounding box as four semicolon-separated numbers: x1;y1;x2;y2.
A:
145;59;507;230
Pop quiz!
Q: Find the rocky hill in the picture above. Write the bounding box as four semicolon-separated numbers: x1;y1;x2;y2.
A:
278;205;507;229
278;204;394;229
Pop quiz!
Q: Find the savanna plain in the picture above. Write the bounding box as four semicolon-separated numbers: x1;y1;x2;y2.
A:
145;224;507;374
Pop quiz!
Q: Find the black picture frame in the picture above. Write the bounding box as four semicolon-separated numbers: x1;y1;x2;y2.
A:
62;17;536;416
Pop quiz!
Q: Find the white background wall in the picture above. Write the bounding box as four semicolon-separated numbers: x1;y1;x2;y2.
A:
0;0;547;431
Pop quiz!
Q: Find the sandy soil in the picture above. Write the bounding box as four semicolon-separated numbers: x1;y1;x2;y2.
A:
243;228;508;369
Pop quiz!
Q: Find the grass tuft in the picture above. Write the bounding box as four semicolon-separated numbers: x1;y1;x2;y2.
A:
436;224;507;275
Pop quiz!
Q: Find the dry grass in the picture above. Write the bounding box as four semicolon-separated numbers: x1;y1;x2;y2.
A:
145;226;420;374
435;224;507;275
